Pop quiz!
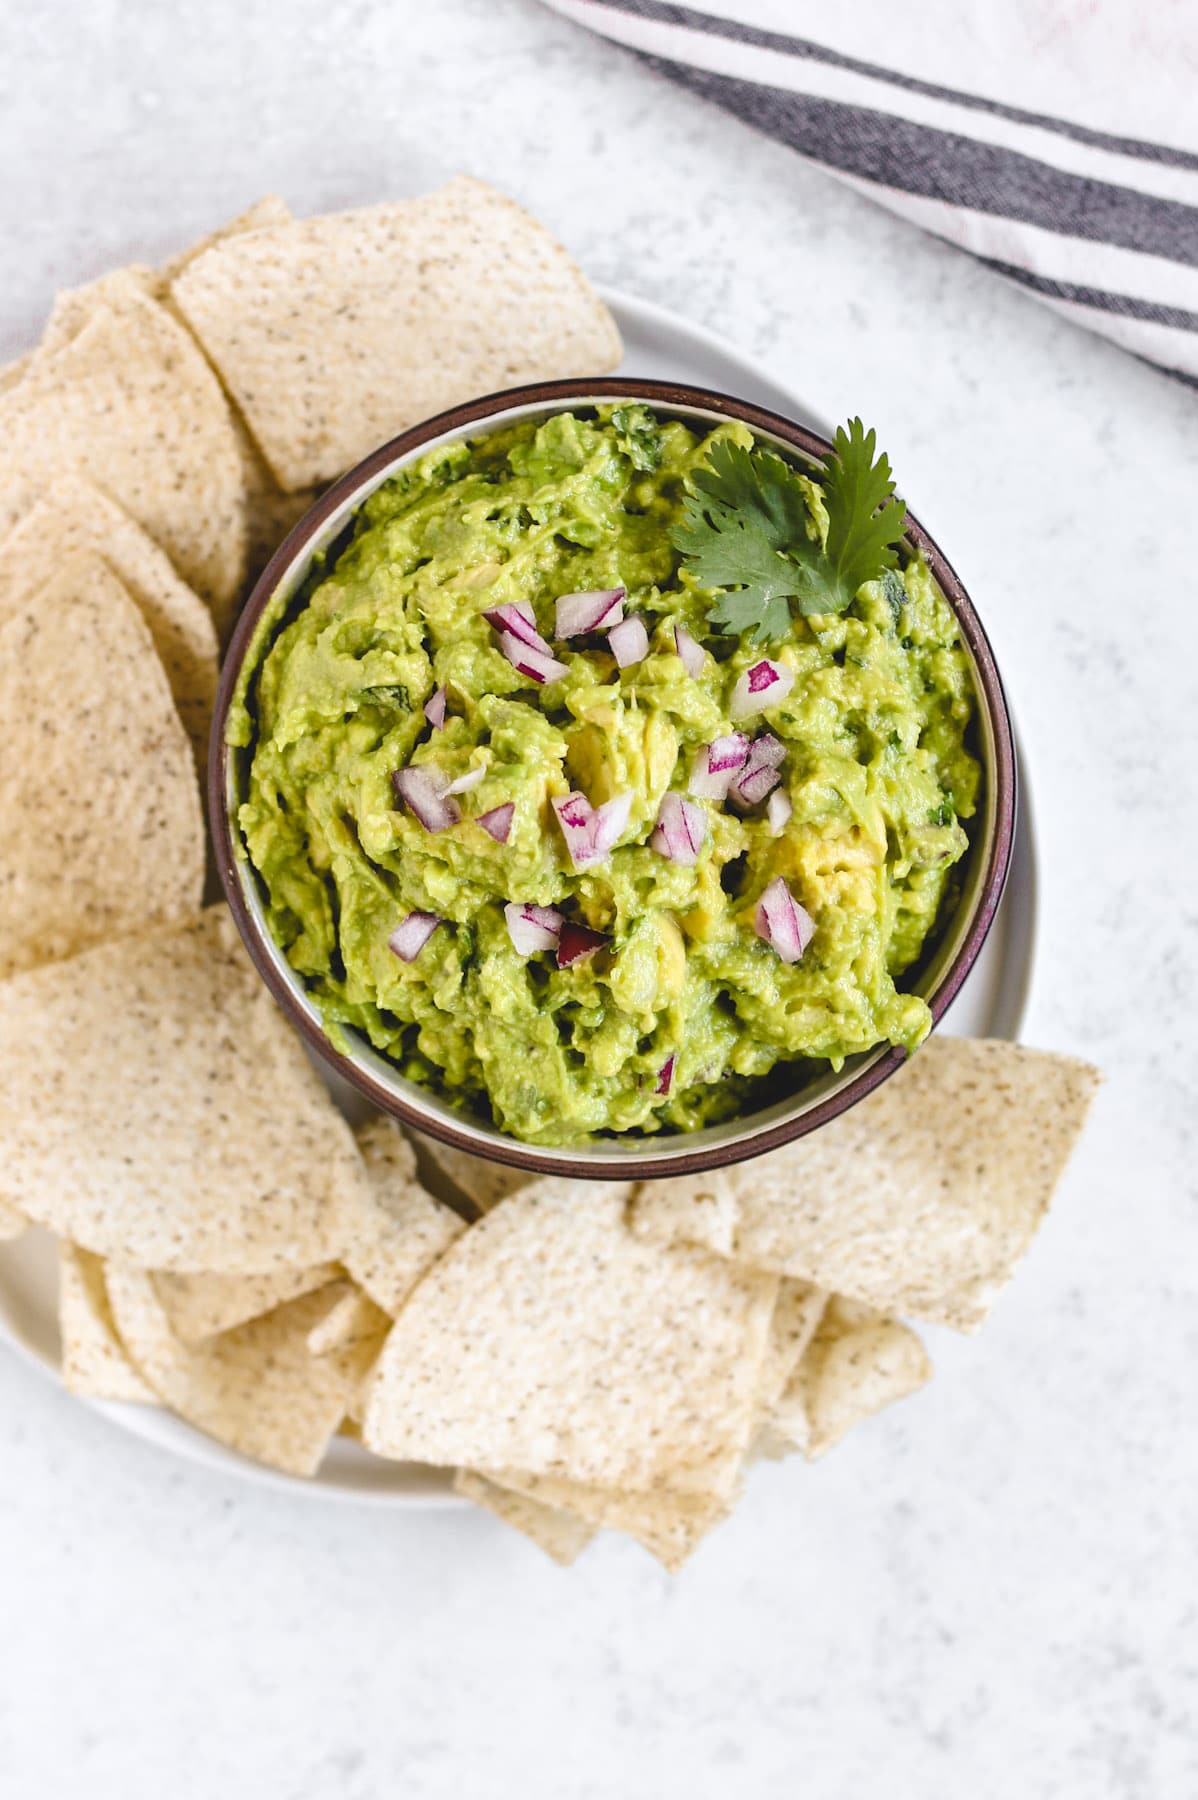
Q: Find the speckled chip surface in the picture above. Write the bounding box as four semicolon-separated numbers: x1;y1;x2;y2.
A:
362;1177;777;1491
453;1469;596;1566
151;1264;342;1346
0;287;247;618
629;1039;1101;1332
0;552;204;980
0;475;219;767
344;1118;467;1315
170;175;622;490
57;1244;157;1404
0;907;371;1271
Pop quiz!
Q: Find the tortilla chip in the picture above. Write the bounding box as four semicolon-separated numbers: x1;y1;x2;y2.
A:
774;1298;931;1460
454;1470;596;1566
105;1264;363;1474
151;1263;341;1345
0;354;30;394
0;288;247;621
485;1468;732;1573
170;175;622;490
0;553;204;980
343;1118;467;1314
35;265;162;361
58;1243;156;1403
629;1040;1101;1332
752;1279;828;1424
0;906;370;1271
0;1199;27;1240
0;476;219;765
306;1284;391;1357
362;1178;777;1494
158;196;293;285
411;1130;534;1215
627;1169;738;1257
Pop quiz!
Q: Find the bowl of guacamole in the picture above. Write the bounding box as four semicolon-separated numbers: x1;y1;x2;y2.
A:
213;379;1015;1176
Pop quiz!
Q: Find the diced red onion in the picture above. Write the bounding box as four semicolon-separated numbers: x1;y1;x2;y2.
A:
767;788;793;835
591;790;633;856
554;587;625;638
392;766;460;833
609;614;649;668
444;765;487;796
556;922;609;967
746;733;786;769
477;802;515;843
656;1055;675;1095
754;877;815;964
552;792;598;869
688;733;750;800
729;659;795;720
483;602;552;656
729;764;781;811
388;911;443;963
504;901;564;957
423;686;447;731
497;631;570;685
674;625;705;678
650;792;706;865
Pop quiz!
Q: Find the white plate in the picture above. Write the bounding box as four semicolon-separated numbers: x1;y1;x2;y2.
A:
0;286;1039;1505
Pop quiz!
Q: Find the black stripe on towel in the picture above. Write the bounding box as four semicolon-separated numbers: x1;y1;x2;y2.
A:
980;258;1198;332
586;0;1198;172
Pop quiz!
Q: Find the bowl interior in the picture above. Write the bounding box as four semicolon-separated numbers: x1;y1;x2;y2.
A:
214;382;1014;1177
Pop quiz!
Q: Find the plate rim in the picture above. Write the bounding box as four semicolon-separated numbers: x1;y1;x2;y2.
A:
0;282;1041;1505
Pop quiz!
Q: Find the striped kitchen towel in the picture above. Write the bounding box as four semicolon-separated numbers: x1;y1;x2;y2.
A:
545;0;1198;384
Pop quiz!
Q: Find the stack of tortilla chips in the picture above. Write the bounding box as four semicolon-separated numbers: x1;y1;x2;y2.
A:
0;185;1098;1569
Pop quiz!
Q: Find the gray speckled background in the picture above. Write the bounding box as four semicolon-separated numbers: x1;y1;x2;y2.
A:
1;3;1195;1795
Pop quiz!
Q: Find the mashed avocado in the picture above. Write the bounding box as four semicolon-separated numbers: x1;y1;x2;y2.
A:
232;406;980;1146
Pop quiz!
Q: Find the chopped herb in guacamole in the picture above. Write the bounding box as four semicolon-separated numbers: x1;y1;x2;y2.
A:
232;405;980;1147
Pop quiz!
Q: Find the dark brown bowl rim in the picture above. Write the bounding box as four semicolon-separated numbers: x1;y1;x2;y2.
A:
211;377;1017;1180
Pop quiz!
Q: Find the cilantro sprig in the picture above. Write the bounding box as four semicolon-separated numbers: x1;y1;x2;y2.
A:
671;418;907;644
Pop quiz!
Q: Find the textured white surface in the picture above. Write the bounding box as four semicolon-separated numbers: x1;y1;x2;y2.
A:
0;3;1195;1796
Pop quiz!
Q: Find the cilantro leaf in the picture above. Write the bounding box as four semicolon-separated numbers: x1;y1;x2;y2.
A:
612;403;662;473
671;420;908;643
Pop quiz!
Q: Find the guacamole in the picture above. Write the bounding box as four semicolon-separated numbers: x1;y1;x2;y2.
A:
232;406;979;1146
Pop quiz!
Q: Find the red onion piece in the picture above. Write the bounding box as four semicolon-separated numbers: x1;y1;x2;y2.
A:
754;877;815;964
483;603;552;656
746;733;786;769
391;766;460;832
443;765;486;796
591;790;633;856
423;686;447;731
729;659;795;720
477;802;515;843
552;792;598;869
673;624;705;678
656;1055;675;1095
554;587;625;638
504;901;564;957
388;911;443;963
688;733;750;800
497;631;570;685
609;614;649;667
556;922;609;967
729;764;781;811
766;788;793;835
650;792;707;865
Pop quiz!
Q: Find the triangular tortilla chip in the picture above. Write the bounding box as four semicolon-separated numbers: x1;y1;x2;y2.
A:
0;907;369;1271
171;175;622;490
0;552;204;979
0;288;247;621
629;1040;1100;1332
362;1178;777;1493
35;265;163;362
58;1243;156;1403
0;476;219;765
767;1298;931;1460
158;195;294;285
343;1118;467;1315
411;1129;536;1215
106;1265;365;1474
454;1470;596;1566
151;1263;342;1345
482;1467;733;1573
